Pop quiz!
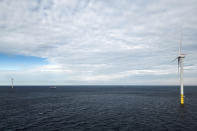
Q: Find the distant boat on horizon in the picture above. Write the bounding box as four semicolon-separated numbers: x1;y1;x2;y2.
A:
49;86;56;89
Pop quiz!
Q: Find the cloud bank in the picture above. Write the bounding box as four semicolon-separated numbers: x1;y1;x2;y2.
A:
0;0;197;85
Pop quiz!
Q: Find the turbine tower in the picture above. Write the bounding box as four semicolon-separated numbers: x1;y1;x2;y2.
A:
178;37;185;105
11;78;14;88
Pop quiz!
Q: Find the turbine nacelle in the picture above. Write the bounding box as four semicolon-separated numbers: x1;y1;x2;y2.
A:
178;54;186;58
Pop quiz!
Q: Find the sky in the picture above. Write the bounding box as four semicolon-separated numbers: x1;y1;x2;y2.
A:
0;0;197;85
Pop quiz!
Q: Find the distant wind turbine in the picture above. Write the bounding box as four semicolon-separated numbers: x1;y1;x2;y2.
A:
11;78;14;88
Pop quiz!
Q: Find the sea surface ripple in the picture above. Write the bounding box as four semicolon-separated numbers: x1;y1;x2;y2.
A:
0;86;197;131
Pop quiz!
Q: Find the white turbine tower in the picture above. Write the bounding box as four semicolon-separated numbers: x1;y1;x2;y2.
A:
177;37;185;105
11;78;14;88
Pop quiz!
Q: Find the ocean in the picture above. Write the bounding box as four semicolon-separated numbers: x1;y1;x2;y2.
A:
0;86;197;131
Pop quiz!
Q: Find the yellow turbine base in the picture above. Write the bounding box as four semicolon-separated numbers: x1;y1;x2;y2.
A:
181;94;184;105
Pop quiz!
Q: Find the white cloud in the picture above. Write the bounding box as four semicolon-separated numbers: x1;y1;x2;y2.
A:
0;0;197;85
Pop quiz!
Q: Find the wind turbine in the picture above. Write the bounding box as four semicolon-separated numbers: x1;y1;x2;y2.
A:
177;36;186;105
11;78;14;88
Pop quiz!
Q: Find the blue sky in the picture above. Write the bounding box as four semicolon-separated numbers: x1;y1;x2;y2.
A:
0;0;197;85
0;53;47;69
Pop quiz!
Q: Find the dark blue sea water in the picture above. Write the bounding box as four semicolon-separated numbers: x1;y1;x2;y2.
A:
0;86;197;131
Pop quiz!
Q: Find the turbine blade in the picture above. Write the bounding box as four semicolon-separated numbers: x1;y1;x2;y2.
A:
179;30;183;55
178;57;180;74
171;57;178;63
